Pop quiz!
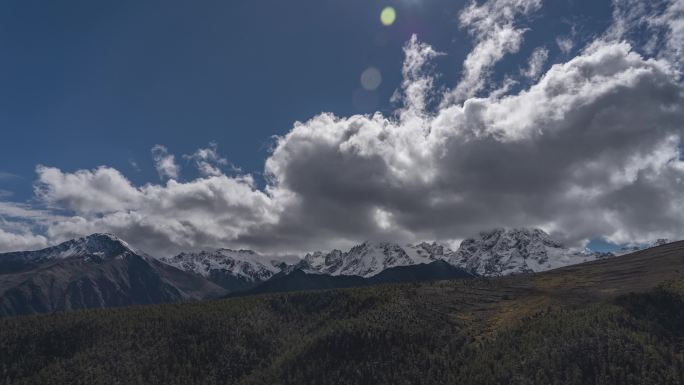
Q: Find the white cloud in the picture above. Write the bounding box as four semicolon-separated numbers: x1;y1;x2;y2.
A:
258;41;683;252
151;145;180;180
521;47;549;80
183;142;232;177
556;36;574;55
656;0;684;69
0;227;48;253
31;168;279;255
34;165;141;215
1;1;683;256
446;0;542;104
129;159;141;172
607;0;684;70
0;202;53;252
396;35;443;118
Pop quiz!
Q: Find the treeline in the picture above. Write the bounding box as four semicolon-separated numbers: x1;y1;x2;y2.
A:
1;280;683;384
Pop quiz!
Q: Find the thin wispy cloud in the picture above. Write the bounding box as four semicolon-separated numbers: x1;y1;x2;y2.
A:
521;47;549;80
151;145;181;180
0;171;20;180
556;36;574;55
445;0;542;103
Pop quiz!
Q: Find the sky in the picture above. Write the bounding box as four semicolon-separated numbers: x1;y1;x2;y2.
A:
0;0;683;256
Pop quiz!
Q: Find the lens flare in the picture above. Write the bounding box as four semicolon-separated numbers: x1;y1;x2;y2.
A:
380;7;396;26
360;67;382;90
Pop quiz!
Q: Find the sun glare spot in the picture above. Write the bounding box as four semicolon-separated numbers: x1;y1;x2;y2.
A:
380;7;396;26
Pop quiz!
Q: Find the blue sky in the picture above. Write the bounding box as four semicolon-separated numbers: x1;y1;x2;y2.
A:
0;0;682;255
1;0;612;193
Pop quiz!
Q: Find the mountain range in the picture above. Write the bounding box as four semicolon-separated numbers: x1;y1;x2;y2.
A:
0;228;661;316
4;239;683;384
159;249;285;292
296;228;612;278
0;234;226;316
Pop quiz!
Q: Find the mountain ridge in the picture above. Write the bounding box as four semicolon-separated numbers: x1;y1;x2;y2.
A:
159;249;285;292
3;240;683;384
0;228;671;316
238;260;474;296
0;234;227;317
294;228;610;278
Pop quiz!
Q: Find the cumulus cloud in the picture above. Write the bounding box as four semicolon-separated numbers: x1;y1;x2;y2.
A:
0;202;53;252
35;165;141;215
151;145;180;180
0;0;683;256
0;228;48;253
258;41;684;252
446;0;542;103
32;168;279;255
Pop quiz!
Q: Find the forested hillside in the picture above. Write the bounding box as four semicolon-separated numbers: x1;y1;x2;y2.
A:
1;242;684;385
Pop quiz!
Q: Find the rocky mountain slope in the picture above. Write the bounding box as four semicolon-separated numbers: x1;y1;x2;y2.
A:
0;234;226;317
296;228;609;278
297;241;447;278
160;249;286;291
448;228;610;276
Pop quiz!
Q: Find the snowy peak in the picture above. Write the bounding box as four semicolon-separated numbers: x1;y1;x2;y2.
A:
0;229;634;284
58;233;137;259
450;228;604;276
2;233;138;263
340;241;414;277
405;242;450;262
161;248;281;282
301;241;449;278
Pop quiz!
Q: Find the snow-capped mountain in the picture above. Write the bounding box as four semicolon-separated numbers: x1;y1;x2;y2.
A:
0;228;665;315
615;238;671;256
298;228;612;278
160;249;286;291
0;233;138;266
447;228;608;276
0;233;227;316
298;241;449;278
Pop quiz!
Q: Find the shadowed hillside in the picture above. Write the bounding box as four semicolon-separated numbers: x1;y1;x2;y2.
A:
241;260;473;296
0;234;228;317
1;242;683;385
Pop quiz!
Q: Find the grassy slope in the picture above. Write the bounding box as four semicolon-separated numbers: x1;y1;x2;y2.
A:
1;242;684;385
